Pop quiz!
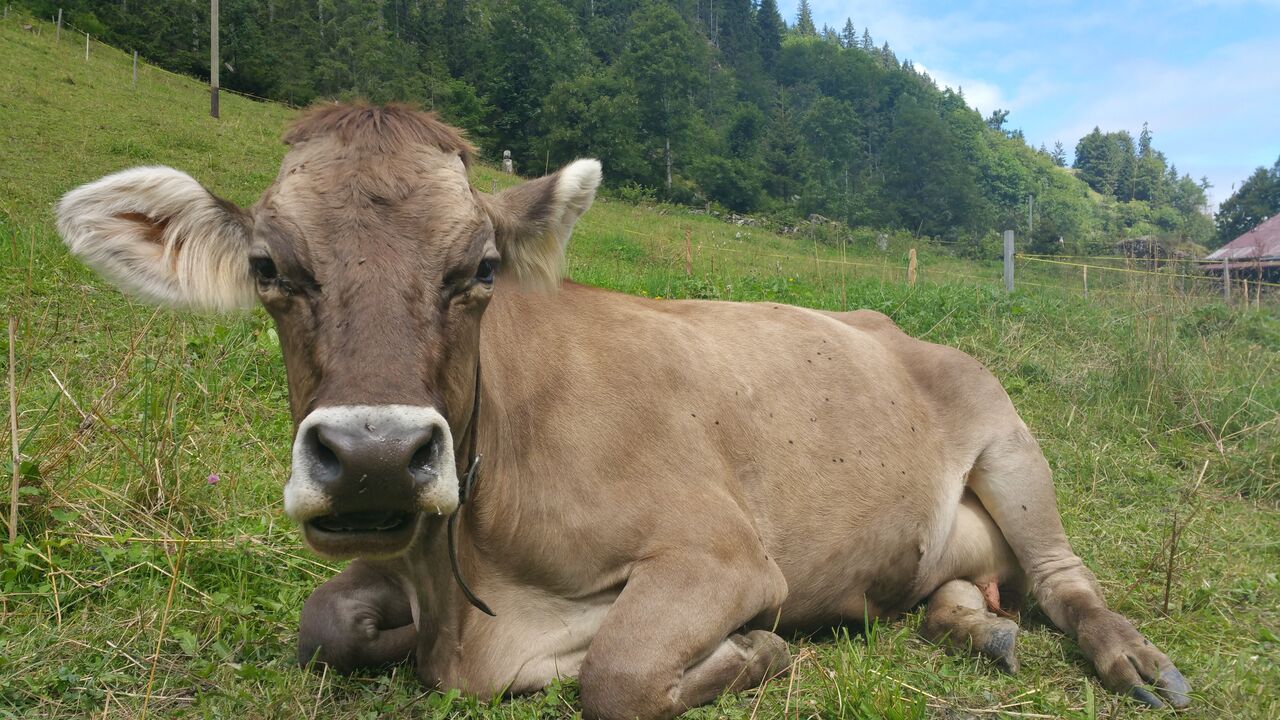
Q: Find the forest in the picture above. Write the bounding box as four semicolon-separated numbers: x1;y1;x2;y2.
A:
19;0;1262;253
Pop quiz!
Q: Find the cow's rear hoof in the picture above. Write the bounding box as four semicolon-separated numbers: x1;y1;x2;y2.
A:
979;623;1020;674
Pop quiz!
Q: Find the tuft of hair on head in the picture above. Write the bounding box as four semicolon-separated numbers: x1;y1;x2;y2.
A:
55;166;256;311
283;101;475;164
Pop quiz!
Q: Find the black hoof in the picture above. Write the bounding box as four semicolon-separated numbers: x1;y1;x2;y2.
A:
1158;667;1192;709
1129;685;1165;709
980;627;1020;674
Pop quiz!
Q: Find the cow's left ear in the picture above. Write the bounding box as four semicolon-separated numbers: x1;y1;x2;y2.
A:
483;159;601;289
56;166;257;311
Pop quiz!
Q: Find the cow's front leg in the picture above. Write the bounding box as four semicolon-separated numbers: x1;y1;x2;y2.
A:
578;536;790;720
298;559;417;674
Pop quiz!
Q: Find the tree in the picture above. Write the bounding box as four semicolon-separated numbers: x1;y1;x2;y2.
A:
619;4;707;192
985;109;1010;133
1050;141;1067;167
476;0;587;164
861;28;874;51
840;18;857;49
755;0;784;70
1215;157;1280;247
795;0;817;36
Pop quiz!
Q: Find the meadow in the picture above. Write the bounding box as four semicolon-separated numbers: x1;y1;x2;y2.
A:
1;14;1277;719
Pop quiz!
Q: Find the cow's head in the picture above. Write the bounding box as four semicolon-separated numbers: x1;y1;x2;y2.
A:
56;103;600;558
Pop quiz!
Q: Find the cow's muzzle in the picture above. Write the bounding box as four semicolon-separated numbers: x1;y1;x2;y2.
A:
285;405;459;557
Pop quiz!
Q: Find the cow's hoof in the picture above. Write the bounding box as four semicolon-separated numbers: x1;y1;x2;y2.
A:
979;622;1020;674
1078;610;1192;710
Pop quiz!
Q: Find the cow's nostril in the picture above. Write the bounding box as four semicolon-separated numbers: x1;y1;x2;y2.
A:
310;428;341;482
408;426;441;482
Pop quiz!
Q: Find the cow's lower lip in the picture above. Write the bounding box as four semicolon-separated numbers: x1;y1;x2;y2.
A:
303;512;418;556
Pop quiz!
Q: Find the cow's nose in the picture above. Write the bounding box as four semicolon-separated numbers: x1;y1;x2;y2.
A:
307;419;440;500
285;405;461;526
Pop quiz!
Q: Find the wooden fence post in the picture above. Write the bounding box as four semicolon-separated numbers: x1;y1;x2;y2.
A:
683;226;692;278
1223;257;1231;303
907;248;917;286
210;0;220;118
55;8;61;42
132;50;138;86
1083;265;1088;299
83;31;88;60
1003;230;1014;293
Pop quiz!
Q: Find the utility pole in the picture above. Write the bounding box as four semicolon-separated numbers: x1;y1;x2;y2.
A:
210;0;220;118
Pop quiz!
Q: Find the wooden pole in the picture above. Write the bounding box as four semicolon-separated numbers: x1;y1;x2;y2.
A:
55;8;61;43
210;0;220;118
683;227;692;278
1083;265;1088;299
132;50;138;86
1003;230;1015;293
83;31;88;61
1223;257;1230;303
907;248;917;286
7;318;19;544
840;233;848;311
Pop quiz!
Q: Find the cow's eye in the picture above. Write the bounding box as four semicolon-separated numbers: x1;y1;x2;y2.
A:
250;255;278;283
476;259;497;285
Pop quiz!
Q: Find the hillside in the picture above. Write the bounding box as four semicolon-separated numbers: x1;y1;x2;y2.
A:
12;0;1216;254
1;13;1278;720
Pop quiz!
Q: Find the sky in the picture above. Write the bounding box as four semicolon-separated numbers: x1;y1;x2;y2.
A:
782;1;1280;207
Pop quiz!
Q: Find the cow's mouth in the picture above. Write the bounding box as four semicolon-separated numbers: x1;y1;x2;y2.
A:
303;511;418;556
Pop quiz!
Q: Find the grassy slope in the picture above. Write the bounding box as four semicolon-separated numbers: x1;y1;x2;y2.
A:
2;14;1278;719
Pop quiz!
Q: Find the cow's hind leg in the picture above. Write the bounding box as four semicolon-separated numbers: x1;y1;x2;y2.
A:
298;559;417;674
922;580;1020;673
922;492;1023;672
969;428;1192;709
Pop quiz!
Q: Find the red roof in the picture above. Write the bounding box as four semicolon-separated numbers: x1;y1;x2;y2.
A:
1207;214;1280;261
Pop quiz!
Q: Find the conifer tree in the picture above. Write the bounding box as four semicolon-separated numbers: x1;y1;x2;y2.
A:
840;18;857;48
861;28;874;51
795;0;817;36
755;0;784;68
1051;141;1067;167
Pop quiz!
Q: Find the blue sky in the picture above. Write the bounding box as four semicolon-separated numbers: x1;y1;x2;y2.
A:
782;1;1280;206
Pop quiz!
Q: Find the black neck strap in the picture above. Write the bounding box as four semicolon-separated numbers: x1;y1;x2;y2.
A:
446;355;496;617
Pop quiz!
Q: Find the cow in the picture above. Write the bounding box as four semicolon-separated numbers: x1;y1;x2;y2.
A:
54;103;1191;718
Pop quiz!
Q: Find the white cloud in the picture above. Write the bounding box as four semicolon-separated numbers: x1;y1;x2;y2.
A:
912;62;1007;116
1049;36;1280;204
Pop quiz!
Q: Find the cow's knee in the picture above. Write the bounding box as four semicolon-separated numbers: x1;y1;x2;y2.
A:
579;653;679;720
298;560;416;674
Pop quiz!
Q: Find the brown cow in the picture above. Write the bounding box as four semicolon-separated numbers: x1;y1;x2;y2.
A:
55;103;1190;718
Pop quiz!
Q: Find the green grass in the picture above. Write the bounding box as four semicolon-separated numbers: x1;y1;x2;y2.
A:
2;12;1278;719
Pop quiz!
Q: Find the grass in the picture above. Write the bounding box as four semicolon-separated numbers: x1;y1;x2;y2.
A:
2;11;1278;719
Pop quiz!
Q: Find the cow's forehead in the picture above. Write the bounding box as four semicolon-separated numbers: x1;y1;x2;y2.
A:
256;137;480;256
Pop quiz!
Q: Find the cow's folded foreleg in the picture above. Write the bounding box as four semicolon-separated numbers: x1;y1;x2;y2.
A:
297;559;416;674
577;536;790;720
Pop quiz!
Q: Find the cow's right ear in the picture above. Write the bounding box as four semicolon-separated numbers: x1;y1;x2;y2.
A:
56;166;257;311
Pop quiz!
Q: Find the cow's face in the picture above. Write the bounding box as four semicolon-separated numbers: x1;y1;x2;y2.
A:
56;104;600;558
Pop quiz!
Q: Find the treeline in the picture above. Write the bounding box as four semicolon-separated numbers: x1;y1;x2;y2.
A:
1215;157;1280;246
23;0;1218;253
